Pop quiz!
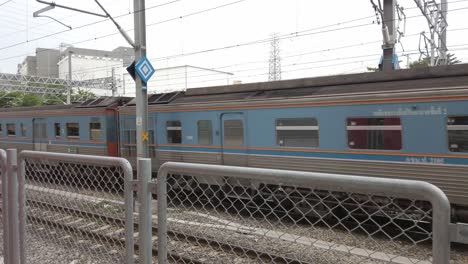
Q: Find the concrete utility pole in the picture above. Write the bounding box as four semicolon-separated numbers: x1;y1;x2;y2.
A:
382;0;396;72
134;0;149;159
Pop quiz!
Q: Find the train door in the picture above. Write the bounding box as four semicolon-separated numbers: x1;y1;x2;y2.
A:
220;113;247;167
33;118;48;151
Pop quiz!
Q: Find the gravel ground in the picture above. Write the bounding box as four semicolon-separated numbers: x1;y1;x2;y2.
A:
0;219;124;264
166;205;468;264
3;182;467;264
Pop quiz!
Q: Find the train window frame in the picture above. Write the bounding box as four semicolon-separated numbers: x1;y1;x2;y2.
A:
6;123;16;137
223;119;244;146
447;116;468;153
20;123;26;137
275;118;319;148
66;123;80;139
122;117;137;157
0;124;3;135
54;123;61;138
89;122;102;141
166;120;182;144
197;120;213;145
346;117;403;151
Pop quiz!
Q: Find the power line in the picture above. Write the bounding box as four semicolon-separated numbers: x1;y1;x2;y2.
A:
6;25;468;80
0;0;13;8
1;3;467;78
0;0;184;52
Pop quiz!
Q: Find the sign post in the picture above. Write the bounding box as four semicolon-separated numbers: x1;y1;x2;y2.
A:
134;0;149;159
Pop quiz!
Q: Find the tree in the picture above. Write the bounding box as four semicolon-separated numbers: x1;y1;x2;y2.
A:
408;57;431;69
21;94;43;107
409;53;460;69
447;53;461;65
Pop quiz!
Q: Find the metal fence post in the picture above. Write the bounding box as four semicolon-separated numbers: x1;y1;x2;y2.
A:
138;158;152;264
428;186;451;264
7;149;19;264
157;165;168;264
0;149;9;264
123;160;135;264
18;156;26;264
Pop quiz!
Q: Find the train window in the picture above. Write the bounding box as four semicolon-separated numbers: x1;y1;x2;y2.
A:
66;123;80;139
122;118;136;157
0;124;2;135
20;123;26;137
7;123;15;137
347;117;402;150
224;120;244;146
54;123;61;138
447;116;468;152
89;122;102;141
198;120;212;145
276;118;319;147
167;121;182;144
148;117;155;158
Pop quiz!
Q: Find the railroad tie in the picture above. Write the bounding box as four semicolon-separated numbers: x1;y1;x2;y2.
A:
106;228;124;237
68;218;84;225
91;225;111;233
78;222;96;229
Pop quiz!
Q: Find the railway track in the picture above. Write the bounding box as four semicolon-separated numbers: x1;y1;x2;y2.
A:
179;193;433;244
24;199;310;264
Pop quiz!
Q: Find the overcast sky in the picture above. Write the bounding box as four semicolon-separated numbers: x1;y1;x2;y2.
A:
0;0;467;89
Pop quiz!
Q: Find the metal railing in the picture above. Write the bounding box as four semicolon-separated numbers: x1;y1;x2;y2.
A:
0;149;7;262
153;162;451;264
18;151;134;264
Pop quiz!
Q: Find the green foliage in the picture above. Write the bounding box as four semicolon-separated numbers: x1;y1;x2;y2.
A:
20;94;43;107
0;88;97;108
409;53;460;69
366;67;379;72
409;57;431;69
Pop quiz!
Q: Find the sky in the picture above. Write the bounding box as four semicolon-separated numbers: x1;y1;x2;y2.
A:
0;0;467;93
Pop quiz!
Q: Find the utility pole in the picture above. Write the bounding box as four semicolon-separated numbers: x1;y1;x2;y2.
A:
371;0;402;71
67;50;72;104
134;0;149;159
382;0;396;72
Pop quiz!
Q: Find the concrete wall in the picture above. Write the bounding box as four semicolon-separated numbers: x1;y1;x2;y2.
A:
36;48;60;78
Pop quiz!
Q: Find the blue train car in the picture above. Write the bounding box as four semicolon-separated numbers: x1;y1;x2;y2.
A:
119;64;468;220
0;97;130;157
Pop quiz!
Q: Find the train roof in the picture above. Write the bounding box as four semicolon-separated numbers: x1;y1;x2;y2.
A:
0;96;131;113
123;63;468;107
185;63;468;96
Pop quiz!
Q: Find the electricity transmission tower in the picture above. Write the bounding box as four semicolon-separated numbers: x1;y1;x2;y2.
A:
414;0;448;66
268;33;282;81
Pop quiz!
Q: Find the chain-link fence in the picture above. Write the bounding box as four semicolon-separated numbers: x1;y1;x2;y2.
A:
155;162;451;264
19;151;134;264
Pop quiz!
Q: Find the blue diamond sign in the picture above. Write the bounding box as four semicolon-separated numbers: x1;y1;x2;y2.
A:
135;56;155;84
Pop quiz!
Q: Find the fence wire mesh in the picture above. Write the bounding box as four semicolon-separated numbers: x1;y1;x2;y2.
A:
20;152;133;264
157;166;444;264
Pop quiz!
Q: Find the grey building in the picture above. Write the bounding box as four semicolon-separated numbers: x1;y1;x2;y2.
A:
17;46;133;78
17;56;37;76
59;46;134;67
36;48;60;78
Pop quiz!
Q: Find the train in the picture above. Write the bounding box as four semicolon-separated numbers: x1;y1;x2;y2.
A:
1;64;468;221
